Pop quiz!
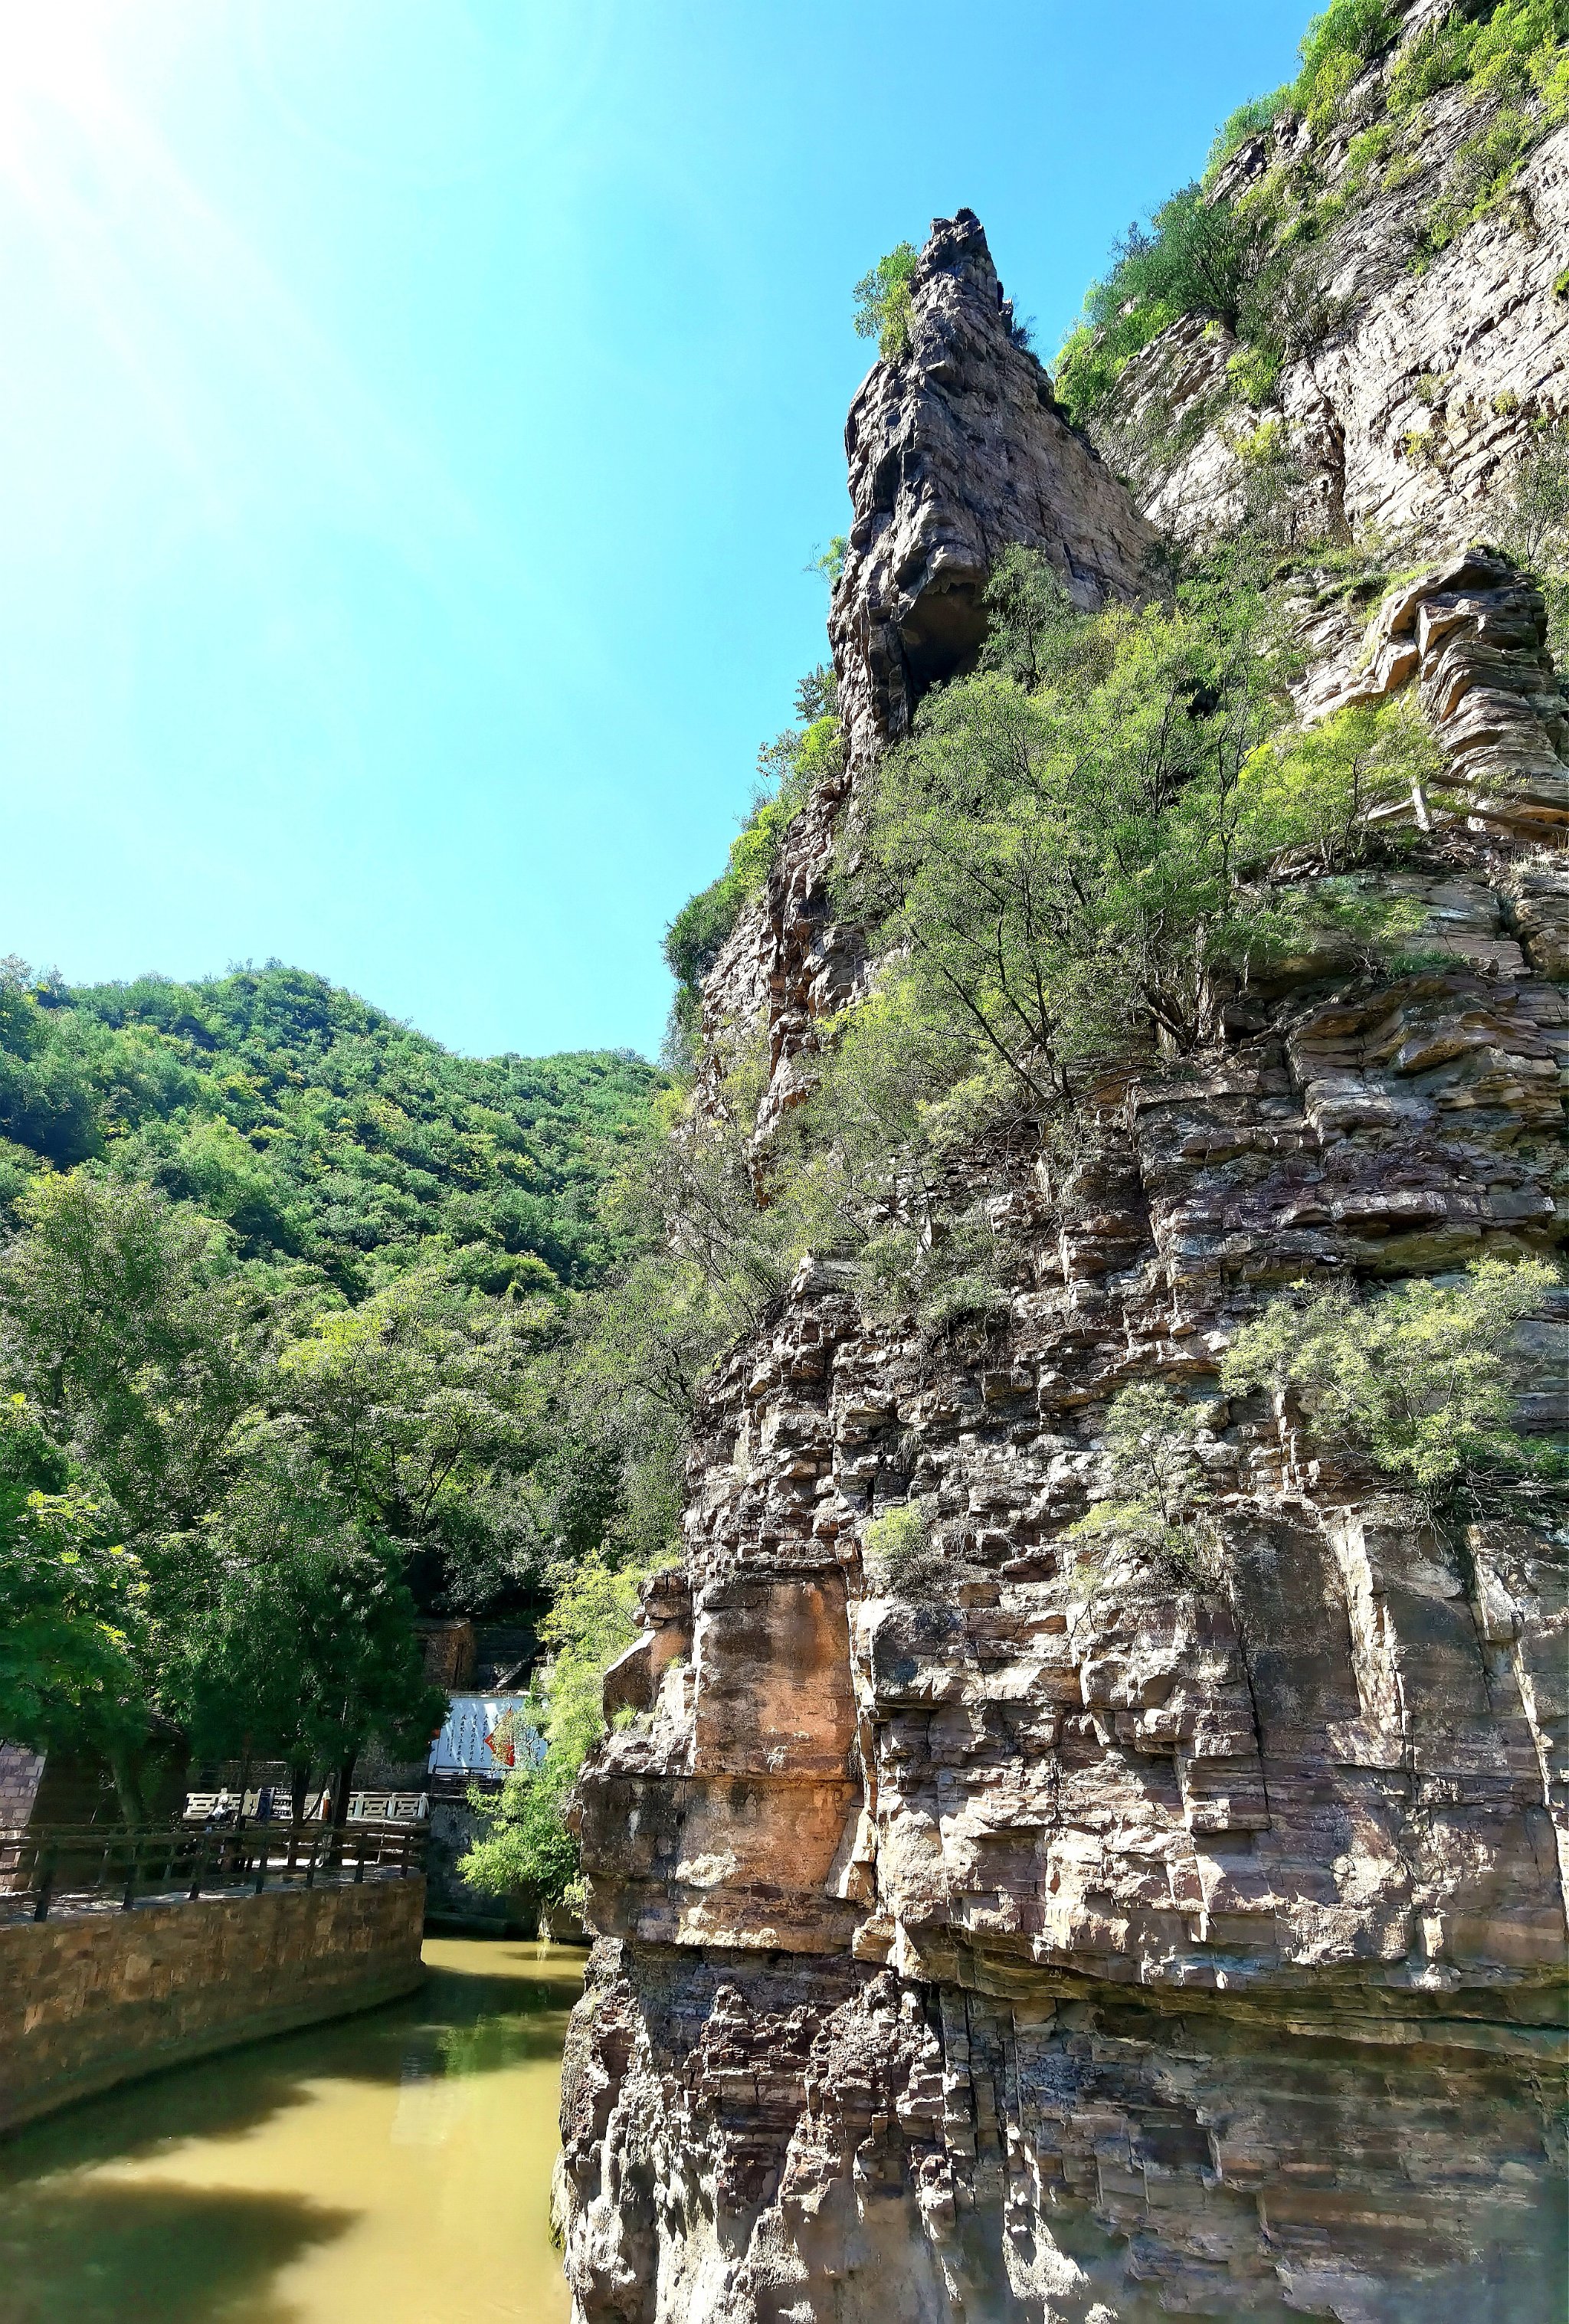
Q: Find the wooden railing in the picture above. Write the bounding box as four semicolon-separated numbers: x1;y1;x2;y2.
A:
0;1817;425;1924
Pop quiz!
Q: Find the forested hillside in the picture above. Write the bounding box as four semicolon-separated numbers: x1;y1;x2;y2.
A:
0;956;665;1826
0;959;660;1294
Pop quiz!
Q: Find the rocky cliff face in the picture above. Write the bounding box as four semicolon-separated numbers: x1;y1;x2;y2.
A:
1099;38;1567;553
699;212;1152;1140
558;171;1567;2324
1299;545;1569;838
827;210;1154;767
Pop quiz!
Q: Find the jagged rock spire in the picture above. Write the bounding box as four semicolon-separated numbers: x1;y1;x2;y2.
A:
828;208;1153;764
695;212;1155;1137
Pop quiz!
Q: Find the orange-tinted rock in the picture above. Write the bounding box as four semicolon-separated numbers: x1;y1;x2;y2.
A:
560;142;1568;2324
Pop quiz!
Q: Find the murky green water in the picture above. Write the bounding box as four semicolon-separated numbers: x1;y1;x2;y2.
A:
0;1937;585;2324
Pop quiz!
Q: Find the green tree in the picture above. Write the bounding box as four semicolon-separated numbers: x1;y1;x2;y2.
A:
834;568;1439;1117
840;594;1301;1098
0;959;660;1288
460;1553;650;1912
1054;185;1272;421
1293;0;1400;126
0;954;665;1822
0;959;102;1167
0;1175;460;1818
0;1177;270;1816
1240;691;1444;867
977;546;1085;692
170;1433;443;1818
1067;1382;1219;1589
1053;0;1569;429
0;1173;264;1536
0;1396;153;1799
274;1265;560;1609
808;538;847;588
1490;416;1569;571
853;242;919;360
1222;1257;1561;1505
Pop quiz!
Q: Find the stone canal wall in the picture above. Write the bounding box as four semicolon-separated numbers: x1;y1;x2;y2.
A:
0;1876;425;2135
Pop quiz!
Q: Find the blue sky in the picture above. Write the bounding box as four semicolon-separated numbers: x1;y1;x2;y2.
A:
0;0;1308;1060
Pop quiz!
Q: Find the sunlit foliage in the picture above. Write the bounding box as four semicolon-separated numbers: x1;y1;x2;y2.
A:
853;241;919;360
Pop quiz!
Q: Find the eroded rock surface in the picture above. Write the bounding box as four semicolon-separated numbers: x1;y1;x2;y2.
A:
1298;547;1569;838
560;180;1567;2324
699;211;1151;1139
827;208;1153;767
563;869;1568;2318
1101;51;1568;552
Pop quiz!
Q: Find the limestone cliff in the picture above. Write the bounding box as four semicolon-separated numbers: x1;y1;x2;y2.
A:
557;79;1568;2324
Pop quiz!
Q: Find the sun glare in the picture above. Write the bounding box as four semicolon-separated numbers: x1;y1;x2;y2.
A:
0;3;106;91
0;0;121;158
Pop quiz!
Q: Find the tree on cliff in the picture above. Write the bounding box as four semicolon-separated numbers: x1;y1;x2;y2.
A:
853;242;919;360
1222;1257;1564;1513
1053;0;1569;426
830;560;1430;1113
662;697;842;1065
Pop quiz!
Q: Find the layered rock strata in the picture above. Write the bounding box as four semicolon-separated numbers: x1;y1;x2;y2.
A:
1099;10;1568;552
1297;547;1569;837
564;879;1569;2318
559;189;1568;2322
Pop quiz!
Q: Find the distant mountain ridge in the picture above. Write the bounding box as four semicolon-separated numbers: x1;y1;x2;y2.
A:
0;958;661;1296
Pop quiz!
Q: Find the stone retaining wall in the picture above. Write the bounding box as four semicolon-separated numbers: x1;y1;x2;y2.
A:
424;1796;514;1931
0;1875;425;2136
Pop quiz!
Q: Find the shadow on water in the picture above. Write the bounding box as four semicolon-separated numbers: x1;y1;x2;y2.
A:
0;1941;586;2324
2;1946;585;2176
0;2182;355;2324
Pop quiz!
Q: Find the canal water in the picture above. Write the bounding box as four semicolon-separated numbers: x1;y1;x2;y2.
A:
0;1937;585;2324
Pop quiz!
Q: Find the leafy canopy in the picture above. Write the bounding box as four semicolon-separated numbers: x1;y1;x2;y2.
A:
171;1434;446;1782
834;560;1416;1102
460;1551;651;1910
0;958;660;1297
0;1173;459;1805
853;242;919;361
1221;1258;1561;1498
1240;692;1443;872
0;1395;151;1767
637;545;1456;1366
0;1171;264;1537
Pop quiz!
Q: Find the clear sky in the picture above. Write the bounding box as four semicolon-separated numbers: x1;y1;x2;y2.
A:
0;0;1309;1061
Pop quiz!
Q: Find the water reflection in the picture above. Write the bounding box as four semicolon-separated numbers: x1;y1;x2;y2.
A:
0;1938;585;2324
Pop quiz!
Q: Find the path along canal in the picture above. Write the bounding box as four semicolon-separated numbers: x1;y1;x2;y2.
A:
0;1937;584;2324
